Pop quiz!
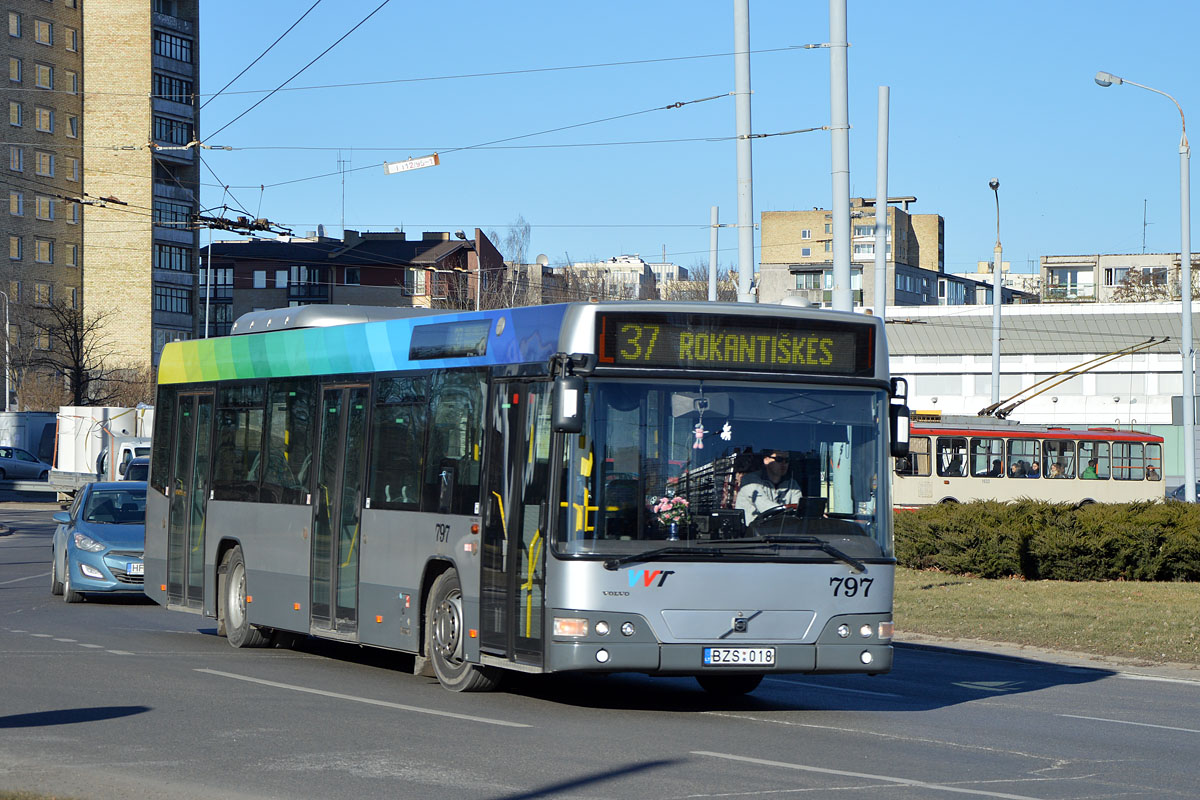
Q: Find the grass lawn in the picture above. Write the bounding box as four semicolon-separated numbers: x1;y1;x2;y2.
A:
894;567;1200;666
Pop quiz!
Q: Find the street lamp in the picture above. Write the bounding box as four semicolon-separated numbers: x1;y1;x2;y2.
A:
989;178;1002;406
1096;70;1195;502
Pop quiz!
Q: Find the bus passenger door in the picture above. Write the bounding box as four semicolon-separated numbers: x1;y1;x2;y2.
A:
481;382;550;665
166;392;213;609
310;384;369;635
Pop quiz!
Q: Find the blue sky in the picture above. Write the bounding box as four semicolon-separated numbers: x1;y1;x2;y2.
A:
198;1;1200;277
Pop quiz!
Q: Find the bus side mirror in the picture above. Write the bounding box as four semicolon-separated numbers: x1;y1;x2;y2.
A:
552;375;585;433
890;377;910;458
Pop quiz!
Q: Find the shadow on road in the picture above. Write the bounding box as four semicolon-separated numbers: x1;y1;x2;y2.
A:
0;705;152;729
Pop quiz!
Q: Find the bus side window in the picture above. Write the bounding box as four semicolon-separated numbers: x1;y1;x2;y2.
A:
896;437;930;476
423;371;485;515
935;437;966;478
1079;441;1110;480
970;437;1004;477
1146;443;1162;481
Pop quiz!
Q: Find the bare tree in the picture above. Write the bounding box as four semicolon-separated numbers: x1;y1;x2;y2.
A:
1112;268;1171;302
660;264;741;301
12;300;142;407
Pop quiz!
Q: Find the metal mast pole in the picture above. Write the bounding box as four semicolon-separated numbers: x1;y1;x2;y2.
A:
709;206;719;302
733;0;755;302
990;179;1002;405
829;0;851;311
873;86;889;320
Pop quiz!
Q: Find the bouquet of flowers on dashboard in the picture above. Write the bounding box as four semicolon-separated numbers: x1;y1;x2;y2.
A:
650;495;690;526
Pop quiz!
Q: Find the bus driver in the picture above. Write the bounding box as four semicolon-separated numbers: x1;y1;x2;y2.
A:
736;450;803;524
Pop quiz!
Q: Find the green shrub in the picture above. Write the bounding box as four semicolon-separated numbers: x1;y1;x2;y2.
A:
893;500;1200;581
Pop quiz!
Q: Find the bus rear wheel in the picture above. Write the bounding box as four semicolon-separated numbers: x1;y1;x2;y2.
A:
696;674;763;696
221;546;269;648
426;569;499;692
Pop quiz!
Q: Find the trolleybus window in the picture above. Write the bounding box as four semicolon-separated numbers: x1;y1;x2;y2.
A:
896;436;930;476
557;380;891;560
1113;441;1145;481
1146;443;1162;480
1007;438;1039;478
935;437;967;477
970;437;1004;477
1042;439;1076;479
1079;441;1110;479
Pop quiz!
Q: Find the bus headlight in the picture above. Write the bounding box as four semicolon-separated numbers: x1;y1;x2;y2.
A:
836;624;851;638
860;650;874;665
859;624;874;638
553;617;588;637
594;620;610;636
620;621;636;637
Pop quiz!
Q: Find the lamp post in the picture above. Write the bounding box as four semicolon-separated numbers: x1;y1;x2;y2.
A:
989;178;1002;406
1096;70;1195;502
0;289;8;412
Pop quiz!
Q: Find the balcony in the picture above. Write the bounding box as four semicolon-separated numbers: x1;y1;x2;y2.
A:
1043;284;1097;302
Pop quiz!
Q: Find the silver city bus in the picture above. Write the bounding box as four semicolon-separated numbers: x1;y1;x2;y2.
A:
145;301;909;694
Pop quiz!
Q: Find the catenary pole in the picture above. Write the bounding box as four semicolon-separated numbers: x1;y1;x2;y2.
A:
873;87;889;320
734;0;755;302
829;0;851;311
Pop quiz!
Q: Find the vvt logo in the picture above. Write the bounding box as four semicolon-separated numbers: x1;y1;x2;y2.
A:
628;569;675;588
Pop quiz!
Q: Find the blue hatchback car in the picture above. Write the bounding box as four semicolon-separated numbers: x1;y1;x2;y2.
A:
50;481;147;602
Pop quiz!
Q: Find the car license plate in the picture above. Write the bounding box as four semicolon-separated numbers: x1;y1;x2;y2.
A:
703;647;775;666
127;562;144;576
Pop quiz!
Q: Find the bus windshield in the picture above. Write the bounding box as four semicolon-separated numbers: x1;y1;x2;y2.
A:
557;379;891;560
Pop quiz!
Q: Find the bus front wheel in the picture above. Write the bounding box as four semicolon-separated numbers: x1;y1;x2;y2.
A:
426;569;500;692
221;546;269;648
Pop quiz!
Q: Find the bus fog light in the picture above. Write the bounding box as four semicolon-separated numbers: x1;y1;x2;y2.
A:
860;650;874;665
553;617;588;637
878;621;894;639
80;563;104;579
594;620;610;636
620;622;636;637
836;624;850;638
595;648;610;663
859;624;873;638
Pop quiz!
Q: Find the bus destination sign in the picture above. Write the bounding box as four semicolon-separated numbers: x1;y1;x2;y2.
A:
595;312;874;376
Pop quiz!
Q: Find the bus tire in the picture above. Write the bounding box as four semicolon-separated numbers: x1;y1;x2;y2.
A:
696;674;763;695
426;569;500;692
221;546;269;648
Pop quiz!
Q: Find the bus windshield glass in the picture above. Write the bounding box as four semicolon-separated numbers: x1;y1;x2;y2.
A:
556;379;891;560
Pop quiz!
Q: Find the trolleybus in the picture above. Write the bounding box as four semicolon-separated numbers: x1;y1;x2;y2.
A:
145;301;909;693
893;415;1164;507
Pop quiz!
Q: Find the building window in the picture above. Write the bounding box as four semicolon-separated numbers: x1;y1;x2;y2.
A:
35;63;52;89
69;202;79;224
8;57;20;83
801;247;811;257
67;115;78;138
67;156;78;181
65;27;77;52
199;267;232;298
70;287;78;308
8;12;20;38
34;150;53;176
408;268;427;295
801;229;811;240
8;236;20;260
34;238;52;263
345;268;360;285
9;281;20;303
824;223;831;234
153;31;193;63
153;198;191;226
66;0;78;8
288;265;329;301
34;282;52;306
8;191;22;216
9;101;22;127
824;240;832;253
153;73;193;104
34;106;52;132
34;19;51;45
795;272;822;290
154;285;192;314
65;70;77;94
154;243;192;271
275;269;287;288
253;270;266;288
35;329;50;351
153;115;190;145
66;243;78;266
35;195;53;220
9;146;22;171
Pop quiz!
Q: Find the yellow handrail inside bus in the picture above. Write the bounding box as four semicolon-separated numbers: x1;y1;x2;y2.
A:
522;530;543;637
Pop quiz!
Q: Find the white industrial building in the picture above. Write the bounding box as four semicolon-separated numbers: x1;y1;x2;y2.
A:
883;302;1199;487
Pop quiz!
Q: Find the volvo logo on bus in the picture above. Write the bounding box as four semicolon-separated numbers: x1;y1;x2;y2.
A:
732;616;749;633
627;569;675;588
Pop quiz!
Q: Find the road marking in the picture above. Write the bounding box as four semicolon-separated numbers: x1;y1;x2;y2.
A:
79;643;103;649
693;751;1046;799
0;572;46;586
54;638;77;643
195;668;531;728
1058;714;1200;734
30;633;52;638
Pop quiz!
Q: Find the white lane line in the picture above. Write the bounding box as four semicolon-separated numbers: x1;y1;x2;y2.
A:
195;668;531;728
693;751;1046;800
78;643;103;649
0;572;46;586
763;676;903;698
29;633;52;638
107;650;134;656
54;638;77;643
1058;714;1200;734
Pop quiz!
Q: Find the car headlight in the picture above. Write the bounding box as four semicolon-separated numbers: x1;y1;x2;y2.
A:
72;532;105;552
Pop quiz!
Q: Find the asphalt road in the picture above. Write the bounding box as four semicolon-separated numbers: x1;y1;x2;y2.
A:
3;502;1199;800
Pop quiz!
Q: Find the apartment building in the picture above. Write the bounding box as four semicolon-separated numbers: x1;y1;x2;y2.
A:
3;0;200;399
1040;252;1199;303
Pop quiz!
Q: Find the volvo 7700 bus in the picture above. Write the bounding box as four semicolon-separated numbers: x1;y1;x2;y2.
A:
145;301;909;694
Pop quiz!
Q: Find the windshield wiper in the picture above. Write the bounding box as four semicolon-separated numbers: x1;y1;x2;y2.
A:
602;546;726;571
751;536;867;572
601;537;867;573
